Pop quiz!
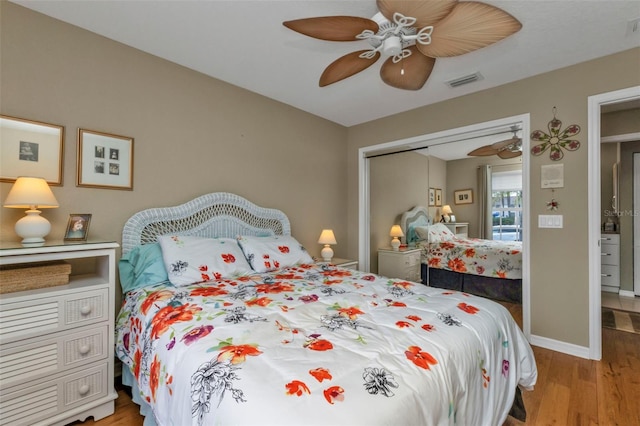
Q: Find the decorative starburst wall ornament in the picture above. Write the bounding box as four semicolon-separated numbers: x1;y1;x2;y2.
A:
530;107;580;161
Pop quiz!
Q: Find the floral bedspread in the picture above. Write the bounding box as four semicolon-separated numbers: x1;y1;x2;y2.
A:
115;263;536;426
417;238;523;280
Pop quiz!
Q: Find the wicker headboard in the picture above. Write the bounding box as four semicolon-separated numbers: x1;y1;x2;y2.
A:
121;192;291;254
400;206;432;245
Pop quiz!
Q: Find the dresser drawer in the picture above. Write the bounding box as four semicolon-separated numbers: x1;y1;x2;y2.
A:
601;264;620;288
600;243;619;265
0;362;110;426
0;325;108;389
0;287;108;344
378;249;422;282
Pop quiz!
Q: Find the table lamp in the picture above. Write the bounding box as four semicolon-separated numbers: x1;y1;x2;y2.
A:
389;225;404;251
441;205;453;223
318;229;337;262
3;176;59;245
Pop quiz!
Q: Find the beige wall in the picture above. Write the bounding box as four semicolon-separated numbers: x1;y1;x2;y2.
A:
0;3;348;302
369;151;429;273
446;156;522;237
347;48;640;347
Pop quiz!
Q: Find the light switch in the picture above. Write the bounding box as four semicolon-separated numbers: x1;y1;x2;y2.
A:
538;214;563;228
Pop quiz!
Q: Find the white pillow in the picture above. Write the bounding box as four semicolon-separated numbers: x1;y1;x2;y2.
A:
236;235;314;273
414;226;431;241
424;223;456;243
158;236;253;286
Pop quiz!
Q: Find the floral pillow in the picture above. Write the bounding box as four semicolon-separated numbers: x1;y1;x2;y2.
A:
236;235;314;273
416;223;456;243
158;235;253;286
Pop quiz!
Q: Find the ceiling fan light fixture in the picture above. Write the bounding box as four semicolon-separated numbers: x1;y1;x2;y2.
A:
382;36;402;56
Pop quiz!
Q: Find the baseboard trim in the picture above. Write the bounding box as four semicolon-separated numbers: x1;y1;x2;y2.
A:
619;289;637;298
529;334;590;359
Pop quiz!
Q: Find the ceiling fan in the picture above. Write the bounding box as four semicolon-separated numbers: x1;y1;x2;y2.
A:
282;0;522;90
467;127;522;159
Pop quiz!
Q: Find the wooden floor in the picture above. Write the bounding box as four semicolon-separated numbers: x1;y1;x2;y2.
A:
78;303;640;426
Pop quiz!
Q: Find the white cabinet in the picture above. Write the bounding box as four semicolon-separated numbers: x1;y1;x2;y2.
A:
322;258;358;270
0;241;118;426
377;248;422;282
444;222;469;238
601;234;620;293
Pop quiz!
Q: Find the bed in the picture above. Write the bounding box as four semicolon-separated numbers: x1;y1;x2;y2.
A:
115;192;536;425
400;206;523;304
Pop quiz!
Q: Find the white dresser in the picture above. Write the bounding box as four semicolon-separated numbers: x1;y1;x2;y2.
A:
0;241;118;426
377;248;422;282
600;233;620;293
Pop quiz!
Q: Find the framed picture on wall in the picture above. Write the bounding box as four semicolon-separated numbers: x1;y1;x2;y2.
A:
0;115;64;185
435;188;442;206
77;128;134;190
428;188;436;206
454;189;474;205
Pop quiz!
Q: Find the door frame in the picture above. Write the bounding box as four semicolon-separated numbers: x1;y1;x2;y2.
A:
587;85;640;360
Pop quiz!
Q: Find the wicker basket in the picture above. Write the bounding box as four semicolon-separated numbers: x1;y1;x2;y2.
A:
0;261;72;294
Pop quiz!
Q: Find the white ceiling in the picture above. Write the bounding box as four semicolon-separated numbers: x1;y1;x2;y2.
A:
11;0;640;129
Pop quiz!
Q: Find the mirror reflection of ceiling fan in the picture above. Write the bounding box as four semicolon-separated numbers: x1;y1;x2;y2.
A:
467;127;522;159
282;0;522;90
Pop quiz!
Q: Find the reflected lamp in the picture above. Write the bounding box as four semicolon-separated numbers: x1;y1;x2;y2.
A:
3;176;59;245
441;205;453;223
389;225;404;251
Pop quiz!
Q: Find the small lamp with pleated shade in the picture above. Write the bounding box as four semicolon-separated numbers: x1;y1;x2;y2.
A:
3;176;59;245
318;229;337;262
389;225;404;251
441;205;453;223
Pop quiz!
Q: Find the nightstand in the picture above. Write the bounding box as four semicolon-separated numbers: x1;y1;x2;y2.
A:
443;222;469;238
377;248;422;282
318;258;358;270
0;240;118;425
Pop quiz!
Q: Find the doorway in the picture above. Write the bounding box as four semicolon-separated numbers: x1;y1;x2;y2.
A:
587;85;640;360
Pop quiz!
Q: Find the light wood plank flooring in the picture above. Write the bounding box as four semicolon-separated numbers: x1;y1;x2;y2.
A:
76;302;640;426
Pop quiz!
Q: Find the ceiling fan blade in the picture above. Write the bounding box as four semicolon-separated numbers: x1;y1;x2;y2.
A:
417;2;522;58
468;145;499;156
283;16;378;41
497;149;522;159
320;51;381;87
491;137;519;150
376;0;457;28
380;47;435;90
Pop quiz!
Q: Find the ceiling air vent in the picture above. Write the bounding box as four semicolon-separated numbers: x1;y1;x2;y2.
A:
446;72;483;88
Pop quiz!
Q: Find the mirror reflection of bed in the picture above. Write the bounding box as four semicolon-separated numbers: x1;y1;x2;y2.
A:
368;129;524;306
400;206;522;304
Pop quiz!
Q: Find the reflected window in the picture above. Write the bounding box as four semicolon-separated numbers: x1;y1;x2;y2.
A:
492;170;522;241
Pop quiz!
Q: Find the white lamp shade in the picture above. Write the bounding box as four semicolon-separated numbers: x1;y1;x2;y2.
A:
3;177;58;245
317;229;337;245
3;177;59;208
389;225;404;238
441;205;453;215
